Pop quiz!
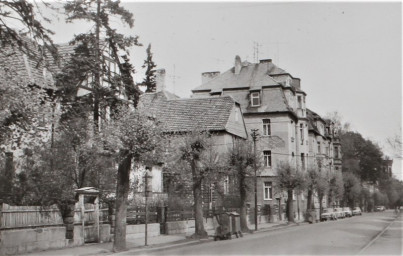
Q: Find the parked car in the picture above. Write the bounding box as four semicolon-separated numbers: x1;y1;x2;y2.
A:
334;208;345;218
321;208;336;221
375;206;385;211
342;207;352;217
352;207;362;216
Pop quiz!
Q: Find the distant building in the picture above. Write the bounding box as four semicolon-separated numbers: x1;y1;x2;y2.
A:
382;158;393;178
306;108;342;208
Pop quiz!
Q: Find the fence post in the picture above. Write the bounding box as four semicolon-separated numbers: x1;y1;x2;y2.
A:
65;199;76;239
109;203;116;235
0;199;3;242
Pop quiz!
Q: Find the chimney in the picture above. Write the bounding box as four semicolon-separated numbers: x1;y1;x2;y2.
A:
234;55;242;75
259;59;272;63
155;69;166;92
201;71;220;84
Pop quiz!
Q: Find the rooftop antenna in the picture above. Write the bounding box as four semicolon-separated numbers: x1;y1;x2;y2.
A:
213;57;224;67
266;41;288;65
167;64;181;95
253;41;262;63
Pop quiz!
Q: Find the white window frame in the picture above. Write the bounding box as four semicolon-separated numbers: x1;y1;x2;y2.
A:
300;123;304;145
251;92;260;107
263;182;273;200
263;150;272;167
263;119;271;136
223;176;229;195
297;96;302;108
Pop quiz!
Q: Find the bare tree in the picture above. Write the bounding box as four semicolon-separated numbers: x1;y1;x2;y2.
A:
102;106;163;251
276;161;305;223
226;139;255;232
165;131;222;238
387;133;402;159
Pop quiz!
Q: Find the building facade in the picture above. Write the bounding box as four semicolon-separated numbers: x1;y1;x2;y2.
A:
192;56;313;221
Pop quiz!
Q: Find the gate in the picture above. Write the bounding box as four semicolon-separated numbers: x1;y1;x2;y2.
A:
76;187;100;243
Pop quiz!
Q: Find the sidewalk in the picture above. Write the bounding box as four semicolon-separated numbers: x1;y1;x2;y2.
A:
20;220;304;256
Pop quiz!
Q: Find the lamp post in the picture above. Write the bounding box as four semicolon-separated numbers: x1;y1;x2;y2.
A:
251;129;259;231
144;168;152;246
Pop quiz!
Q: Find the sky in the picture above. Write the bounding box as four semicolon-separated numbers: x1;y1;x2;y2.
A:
43;1;402;179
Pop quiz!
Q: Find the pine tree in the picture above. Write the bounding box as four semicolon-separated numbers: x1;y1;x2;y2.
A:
63;0;141;132
62;1;142;251
0;0;57;59
142;44;157;93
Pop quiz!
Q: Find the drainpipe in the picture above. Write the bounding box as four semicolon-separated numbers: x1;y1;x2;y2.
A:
295;122;300;221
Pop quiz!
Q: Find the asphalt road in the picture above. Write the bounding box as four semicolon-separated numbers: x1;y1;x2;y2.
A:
132;210;402;256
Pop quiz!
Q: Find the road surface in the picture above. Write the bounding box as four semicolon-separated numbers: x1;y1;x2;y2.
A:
129;210;402;255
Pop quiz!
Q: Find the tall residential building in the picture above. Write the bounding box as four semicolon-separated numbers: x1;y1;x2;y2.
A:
192;56;310;221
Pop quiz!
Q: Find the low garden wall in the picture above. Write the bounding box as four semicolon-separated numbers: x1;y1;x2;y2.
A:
165;218;215;235
0;224;111;255
0;226;69;255
126;223;160;238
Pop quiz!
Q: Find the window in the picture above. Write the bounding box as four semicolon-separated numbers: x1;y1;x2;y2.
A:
263;119;271;136
263;151;272;167
317;142;321;154
300;124;304;145
334;146;339;159
223;176;229;195
301;153;305;170
251;92;260;107
297;96;302;108
264;182;273;200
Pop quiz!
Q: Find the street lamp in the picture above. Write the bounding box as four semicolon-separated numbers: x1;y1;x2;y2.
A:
251;129;259;231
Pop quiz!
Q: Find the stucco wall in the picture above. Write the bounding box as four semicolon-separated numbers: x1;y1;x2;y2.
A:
0;226;68;255
126;223;160;238
0;224;111;255
165;218;215;235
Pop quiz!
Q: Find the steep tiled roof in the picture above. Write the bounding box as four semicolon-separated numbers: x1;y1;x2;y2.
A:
306;108;323;135
1;39;108;89
139;93;238;133
192;61;283;92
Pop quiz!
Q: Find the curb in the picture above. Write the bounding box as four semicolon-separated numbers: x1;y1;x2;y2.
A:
109;221;308;255
357;214;399;255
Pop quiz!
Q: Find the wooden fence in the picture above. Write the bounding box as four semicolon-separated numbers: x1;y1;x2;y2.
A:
1;202;221;230
1;203;63;229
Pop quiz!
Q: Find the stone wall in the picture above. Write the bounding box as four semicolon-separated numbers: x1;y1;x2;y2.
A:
0;224;111;255
126;223;160;238
0;226;69;255
165;218;215;235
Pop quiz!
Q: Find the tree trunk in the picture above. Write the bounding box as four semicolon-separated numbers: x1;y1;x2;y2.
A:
191;160;207;239
319;193;323;216
113;152;132;252
306;188;313;211
239;174;251;232
287;189;294;223
93;0;101;134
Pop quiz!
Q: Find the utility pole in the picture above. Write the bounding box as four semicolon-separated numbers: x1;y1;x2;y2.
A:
251;129;259;231
144;169;152;246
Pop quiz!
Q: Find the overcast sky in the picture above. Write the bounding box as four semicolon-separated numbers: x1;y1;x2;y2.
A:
45;1;402;179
